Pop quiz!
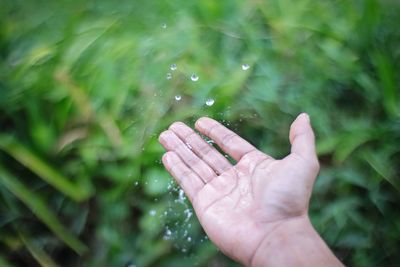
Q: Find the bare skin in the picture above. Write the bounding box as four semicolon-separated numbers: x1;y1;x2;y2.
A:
159;113;344;267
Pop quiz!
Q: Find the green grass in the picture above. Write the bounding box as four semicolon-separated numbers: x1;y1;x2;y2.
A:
1;0;399;266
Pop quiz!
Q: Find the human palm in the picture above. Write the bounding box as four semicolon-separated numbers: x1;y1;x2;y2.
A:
159;113;319;266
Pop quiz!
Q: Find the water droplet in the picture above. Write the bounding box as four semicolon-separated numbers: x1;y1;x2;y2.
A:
166;73;172;80
177;189;186;203
134;181;139;186
163;228;172;240
187;236;192;242
205;98;215;106
161;23;167;29
184;209;193;221
170;64;177;71
175;95;182;101
241;64;250;71
190;74;199;82
149;210;156;216
206;139;214;145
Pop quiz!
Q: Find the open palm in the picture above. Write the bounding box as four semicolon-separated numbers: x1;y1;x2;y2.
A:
159;114;320;266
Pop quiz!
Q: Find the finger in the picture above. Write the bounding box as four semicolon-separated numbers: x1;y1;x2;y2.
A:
162;152;204;202
159;130;217;183
195;117;256;161
169;122;232;174
289;113;318;162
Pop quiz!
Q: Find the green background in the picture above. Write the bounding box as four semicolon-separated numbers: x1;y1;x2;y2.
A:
1;0;399;266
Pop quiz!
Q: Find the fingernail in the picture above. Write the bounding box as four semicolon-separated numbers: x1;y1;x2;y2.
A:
159;131;169;143
195;118;205;129
162;153;170;164
300;113;310;123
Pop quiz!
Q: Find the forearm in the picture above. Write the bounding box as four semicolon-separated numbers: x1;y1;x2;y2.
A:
251;216;344;267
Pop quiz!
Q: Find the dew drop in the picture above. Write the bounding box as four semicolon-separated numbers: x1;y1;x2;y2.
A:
190;74;199;82
170;64;177;71
241;64;250;71
175;95;182;101
205;98;215;106
166;73;172;80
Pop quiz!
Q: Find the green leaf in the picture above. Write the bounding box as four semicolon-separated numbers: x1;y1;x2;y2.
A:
0;166;88;254
0;255;16;267
18;231;60;267
363;151;400;192
0;135;92;201
372;52;400;118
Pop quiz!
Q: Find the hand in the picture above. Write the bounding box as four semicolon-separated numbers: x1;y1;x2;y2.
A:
159;114;342;266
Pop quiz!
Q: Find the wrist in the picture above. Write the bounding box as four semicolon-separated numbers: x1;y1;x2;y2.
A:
250;215;343;267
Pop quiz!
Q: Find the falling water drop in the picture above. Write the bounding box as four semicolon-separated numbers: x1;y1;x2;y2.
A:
149;210;157;216
241;64;250;71
190;74;199;82
205;98;215;106
175;95;182;101
170;64;177;71
206;139;214;145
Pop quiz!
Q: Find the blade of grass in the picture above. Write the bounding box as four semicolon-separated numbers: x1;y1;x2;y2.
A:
0;135;92;201
0;255;16;267
363;151;400;193
18;231;60;267
54;70;122;147
0;165;88;254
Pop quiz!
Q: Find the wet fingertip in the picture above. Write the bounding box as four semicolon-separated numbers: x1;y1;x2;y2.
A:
169;121;185;131
195;116;209;129
158;131;167;143
162;152;172;165
299;112;310;123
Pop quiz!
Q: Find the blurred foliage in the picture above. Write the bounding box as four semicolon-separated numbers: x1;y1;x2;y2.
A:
0;0;399;266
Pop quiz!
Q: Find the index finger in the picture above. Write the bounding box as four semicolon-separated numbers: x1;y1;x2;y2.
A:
195;117;256;161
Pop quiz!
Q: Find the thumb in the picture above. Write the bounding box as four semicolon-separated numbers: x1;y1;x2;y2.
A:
289;113;318;162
